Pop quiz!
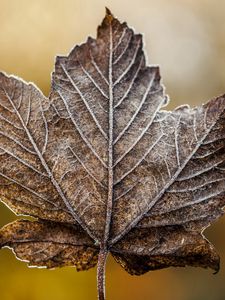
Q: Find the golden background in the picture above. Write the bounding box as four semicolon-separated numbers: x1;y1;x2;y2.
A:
0;0;225;299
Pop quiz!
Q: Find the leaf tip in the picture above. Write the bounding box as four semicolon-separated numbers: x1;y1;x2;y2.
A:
105;7;114;22
212;258;220;274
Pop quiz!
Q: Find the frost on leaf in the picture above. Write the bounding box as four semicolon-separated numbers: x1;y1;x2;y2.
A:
0;8;224;300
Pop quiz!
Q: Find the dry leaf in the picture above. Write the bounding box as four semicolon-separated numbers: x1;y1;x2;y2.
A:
0;8;225;300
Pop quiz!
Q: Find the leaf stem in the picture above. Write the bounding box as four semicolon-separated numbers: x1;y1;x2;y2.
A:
97;249;108;300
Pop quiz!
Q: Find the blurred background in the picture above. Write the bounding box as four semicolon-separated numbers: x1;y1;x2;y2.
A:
0;0;225;299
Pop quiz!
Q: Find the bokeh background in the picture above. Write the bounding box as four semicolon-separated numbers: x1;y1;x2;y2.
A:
0;0;225;299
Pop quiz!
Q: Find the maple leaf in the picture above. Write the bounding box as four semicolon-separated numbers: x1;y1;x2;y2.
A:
0;8;225;300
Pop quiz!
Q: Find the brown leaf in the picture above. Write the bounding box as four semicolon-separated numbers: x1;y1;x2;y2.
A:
0;219;98;270
0;8;224;300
